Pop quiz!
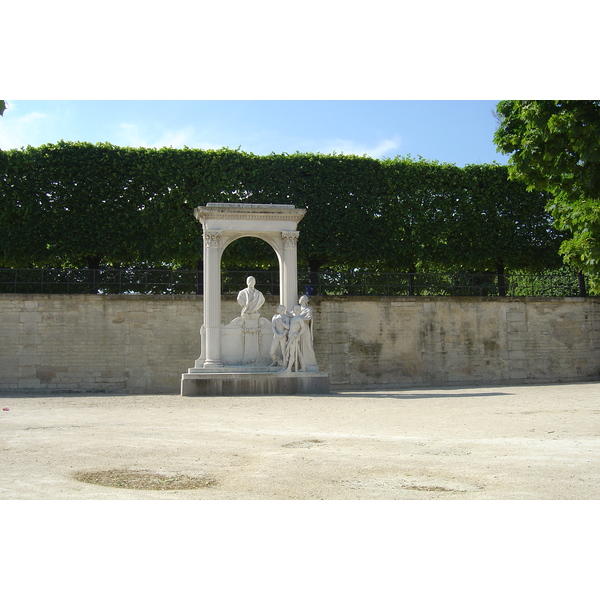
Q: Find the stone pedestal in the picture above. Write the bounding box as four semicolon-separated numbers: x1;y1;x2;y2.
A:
181;369;330;396
195;317;273;367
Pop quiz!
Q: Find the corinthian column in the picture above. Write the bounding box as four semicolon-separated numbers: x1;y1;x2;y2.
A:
281;231;300;311
203;231;223;367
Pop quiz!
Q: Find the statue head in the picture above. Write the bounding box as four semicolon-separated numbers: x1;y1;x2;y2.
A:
299;295;309;306
246;276;256;288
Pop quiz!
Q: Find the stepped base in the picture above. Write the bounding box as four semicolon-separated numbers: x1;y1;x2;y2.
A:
181;370;329;396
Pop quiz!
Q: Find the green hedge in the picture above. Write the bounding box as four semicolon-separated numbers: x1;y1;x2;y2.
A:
0;142;566;275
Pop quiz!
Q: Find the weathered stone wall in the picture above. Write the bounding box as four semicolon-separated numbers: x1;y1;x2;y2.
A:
313;296;600;388
1;294;599;392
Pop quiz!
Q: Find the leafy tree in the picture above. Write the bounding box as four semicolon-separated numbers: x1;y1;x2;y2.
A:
130;146;205;269
286;154;388;275
1;141;567;292
0;143;209;270
378;157;463;272
196;152;391;278
448;164;564;273
0;147;54;266
0;101;6;116
494;100;600;292
0;142;185;269
376;159;563;294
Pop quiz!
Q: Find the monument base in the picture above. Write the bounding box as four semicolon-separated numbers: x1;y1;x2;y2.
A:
181;370;330;396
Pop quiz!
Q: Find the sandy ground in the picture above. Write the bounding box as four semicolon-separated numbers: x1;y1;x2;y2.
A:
1;382;600;500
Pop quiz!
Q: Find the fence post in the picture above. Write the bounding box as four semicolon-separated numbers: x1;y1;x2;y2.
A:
496;263;507;297
408;273;415;296
577;271;587;297
89;269;98;294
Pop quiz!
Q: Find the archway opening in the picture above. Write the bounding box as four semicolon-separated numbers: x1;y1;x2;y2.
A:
220;236;280;296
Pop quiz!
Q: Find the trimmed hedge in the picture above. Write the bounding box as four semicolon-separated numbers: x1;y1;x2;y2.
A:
0;143;565;275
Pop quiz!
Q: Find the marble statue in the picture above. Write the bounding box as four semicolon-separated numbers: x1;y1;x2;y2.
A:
237;276;265;317
285;305;307;372
298;295;318;370
226;276;270;365
182;203;329;395
269;305;290;367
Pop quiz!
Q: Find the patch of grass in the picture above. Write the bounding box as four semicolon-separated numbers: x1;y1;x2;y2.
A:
403;484;464;493
73;469;217;491
282;439;325;448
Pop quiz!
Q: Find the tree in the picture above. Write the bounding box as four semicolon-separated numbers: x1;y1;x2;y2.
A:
0;142;180;269
1;141;567;288
379;157;463;273
0;142;209;270
493;100;600;292
0;147;54;266
204;152;391;278
288;154;388;275
0;101;6;116
447;164;564;273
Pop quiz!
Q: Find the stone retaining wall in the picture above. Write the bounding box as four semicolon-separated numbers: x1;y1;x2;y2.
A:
1;294;599;391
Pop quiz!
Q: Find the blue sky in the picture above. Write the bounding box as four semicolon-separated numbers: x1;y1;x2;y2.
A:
0;100;508;167
4;3;593;169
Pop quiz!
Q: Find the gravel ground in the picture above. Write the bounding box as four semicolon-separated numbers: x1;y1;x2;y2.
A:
1;382;600;500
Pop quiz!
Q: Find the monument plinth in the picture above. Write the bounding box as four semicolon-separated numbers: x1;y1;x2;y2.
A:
181;203;329;396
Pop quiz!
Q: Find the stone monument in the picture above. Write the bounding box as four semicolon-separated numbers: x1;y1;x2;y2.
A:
181;203;329;396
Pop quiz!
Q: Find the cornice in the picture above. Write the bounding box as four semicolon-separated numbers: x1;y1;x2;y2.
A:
194;203;306;225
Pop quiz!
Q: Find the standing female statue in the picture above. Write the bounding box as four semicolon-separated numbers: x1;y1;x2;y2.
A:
297;294;318;370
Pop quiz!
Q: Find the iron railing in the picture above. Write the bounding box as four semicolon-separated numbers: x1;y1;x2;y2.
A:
0;267;592;297
298;270;589;297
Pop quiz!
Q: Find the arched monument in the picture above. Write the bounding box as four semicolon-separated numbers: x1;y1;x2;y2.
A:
181;203;329;395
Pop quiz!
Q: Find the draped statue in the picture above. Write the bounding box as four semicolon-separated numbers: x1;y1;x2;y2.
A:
297;295;317;370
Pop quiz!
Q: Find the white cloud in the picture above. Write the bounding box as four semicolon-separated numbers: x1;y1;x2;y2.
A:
116;122;221;150
315;136;402;158
0;109;48;149
154;127;196;149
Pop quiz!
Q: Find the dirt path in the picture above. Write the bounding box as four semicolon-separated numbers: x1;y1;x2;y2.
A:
2;382;600;500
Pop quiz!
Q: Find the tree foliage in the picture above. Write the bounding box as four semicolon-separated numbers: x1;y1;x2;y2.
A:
494;100;600;292
1;142;564;279
449;164;563;273
377;159;563;276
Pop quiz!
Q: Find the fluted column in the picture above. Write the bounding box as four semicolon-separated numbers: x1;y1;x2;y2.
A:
281;231;300;311
203;231;223;367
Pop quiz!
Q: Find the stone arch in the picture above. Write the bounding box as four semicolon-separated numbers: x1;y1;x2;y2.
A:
221;232;283;265
221;235;281;295
194;203;306;367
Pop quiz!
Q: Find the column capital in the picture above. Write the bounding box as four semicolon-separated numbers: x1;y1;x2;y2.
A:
281;231;300;248
203;231;222;248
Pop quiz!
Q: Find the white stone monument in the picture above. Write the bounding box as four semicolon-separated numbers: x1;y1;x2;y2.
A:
181;203;329;395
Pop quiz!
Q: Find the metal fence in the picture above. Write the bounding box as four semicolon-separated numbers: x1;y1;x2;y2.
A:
0;267;591;297
299;270;589;297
